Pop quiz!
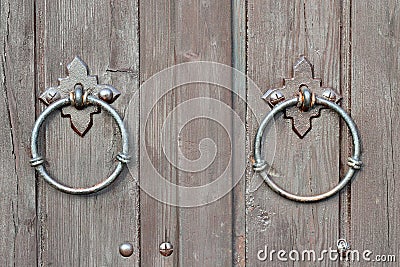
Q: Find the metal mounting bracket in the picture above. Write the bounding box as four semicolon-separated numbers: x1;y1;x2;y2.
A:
262;56;342;138
39;56;121;136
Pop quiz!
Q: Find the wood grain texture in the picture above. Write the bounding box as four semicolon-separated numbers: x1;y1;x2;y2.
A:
232;0;247;266
1;0;399;266
247;1;342;266
140;0;234;266
175;2;233;266
338;1;352;267
350;0;400;265
0;0;37;265
35;0;139;265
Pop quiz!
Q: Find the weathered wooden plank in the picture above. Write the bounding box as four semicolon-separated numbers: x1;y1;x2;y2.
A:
0;0;37;265
247;1;342;266
338;1;352;267
139;1;178;266
175;2;233;267
35;0;139;265
350;1;400;265
140;0;234;266
232;0;247;266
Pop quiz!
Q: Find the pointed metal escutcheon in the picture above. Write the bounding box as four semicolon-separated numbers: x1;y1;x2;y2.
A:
39;56;121;136
262;56;342;138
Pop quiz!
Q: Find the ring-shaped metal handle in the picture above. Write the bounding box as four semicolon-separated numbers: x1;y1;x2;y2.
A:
30;95;130;195
253;96;362;202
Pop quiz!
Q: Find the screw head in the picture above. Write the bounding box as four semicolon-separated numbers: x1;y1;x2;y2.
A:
45;88;61;103
322;89;337;102
337;239;350;252
119;242;134;257
98;88;114;103
269;90;285;105
159;242;173;257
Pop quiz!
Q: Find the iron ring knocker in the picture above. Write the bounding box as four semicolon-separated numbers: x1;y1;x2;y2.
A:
253;88;362;202
30;57;130;195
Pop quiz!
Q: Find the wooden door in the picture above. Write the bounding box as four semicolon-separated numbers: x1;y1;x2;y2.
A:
0;0;398;266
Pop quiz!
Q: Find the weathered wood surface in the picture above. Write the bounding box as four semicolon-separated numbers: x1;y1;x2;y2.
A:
350;0;400;266
246;1;343;266
0;0;399;266
0;0;37;266
232;1;247;266
338;1;352;266
35;0;139;266
140;0;234;266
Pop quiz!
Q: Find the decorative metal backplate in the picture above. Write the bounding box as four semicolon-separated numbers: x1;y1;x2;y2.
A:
39;57;120;136
262;56;342;138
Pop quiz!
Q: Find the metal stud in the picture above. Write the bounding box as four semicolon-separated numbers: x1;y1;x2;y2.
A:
298;85;315;112
99;88;114;103
159;242;173;257
119;242;134;257
269;90;285;106
42;88;61;104
322;89;337;102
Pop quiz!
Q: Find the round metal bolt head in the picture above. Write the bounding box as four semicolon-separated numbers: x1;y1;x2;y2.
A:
159;242;173;257
337;239;350;252
269;90;285;105
99;88;114;103
119;242;134;257
45;88;61;103
322;89;336;102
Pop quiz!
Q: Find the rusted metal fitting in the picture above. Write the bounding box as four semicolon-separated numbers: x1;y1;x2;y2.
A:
159;242;173;257
70;84;85;109
297;85;315;112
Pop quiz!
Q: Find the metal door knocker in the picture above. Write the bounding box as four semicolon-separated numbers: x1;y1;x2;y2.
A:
30;57;130;194
253;56;362;202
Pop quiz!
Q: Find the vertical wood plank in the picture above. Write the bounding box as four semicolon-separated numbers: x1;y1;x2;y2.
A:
232;0;247;266
35;1;139;265
247;1;342;266
338;1;352;266
139;1;178;266
140;0;234;266
0;0;37;265
175;2;233;266
351;0;400;265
